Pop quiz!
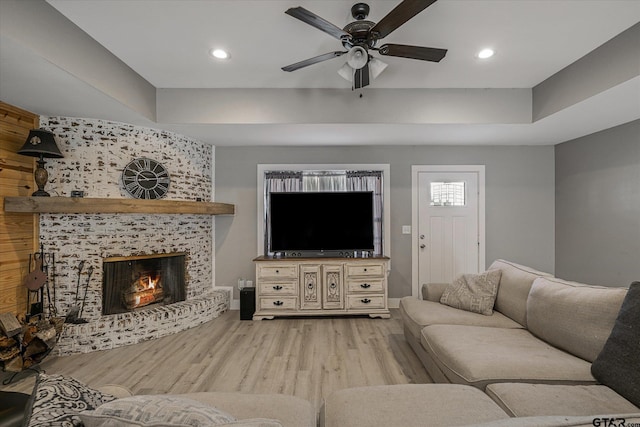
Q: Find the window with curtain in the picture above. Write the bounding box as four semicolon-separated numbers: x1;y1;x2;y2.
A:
263;170;384;256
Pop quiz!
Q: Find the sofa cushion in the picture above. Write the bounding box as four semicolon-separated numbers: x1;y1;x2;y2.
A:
219;421;283;427
421;282;449;302
485;383;639;417
527;277;627;362
399;297;522;341
23;373;116;427
421;325;596;389
320;384;509;427
471;414;640;427
79;395;237;427
181;392;316;427
592;281;640;407
489;259;552;327
440;269;502;315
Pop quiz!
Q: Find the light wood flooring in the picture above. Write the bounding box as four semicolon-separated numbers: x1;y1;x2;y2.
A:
1;309;431;410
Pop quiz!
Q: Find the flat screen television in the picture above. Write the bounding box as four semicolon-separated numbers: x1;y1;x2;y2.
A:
268;191;375;257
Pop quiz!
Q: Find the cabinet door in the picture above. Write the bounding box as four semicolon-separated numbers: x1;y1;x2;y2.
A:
322;264;344;309
300;265;321;310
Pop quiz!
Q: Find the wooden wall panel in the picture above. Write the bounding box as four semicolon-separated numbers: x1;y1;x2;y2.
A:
0;101;38;315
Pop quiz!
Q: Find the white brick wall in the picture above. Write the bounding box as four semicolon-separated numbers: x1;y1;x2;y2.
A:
36;117;228;355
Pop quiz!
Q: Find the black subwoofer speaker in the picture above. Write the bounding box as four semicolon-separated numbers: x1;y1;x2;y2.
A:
240;287;255;320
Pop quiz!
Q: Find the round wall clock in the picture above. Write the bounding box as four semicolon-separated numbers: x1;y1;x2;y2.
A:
122;157;170;199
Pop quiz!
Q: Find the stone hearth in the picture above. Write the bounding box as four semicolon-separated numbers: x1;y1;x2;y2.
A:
55;289;229;355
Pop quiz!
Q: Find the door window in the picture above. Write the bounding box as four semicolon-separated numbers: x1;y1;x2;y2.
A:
430;181;466;207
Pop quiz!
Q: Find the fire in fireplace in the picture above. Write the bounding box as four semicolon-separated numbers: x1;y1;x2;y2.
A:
102;253;186;315
124;272;163;310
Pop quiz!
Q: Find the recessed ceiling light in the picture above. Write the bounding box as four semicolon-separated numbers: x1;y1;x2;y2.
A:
210;49;230;60
477;48;495;59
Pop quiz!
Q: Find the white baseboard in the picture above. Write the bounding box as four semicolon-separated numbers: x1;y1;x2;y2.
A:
215;286;239;309
388;298;400;309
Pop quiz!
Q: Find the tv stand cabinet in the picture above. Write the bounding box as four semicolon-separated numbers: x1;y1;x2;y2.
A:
253;256;390;320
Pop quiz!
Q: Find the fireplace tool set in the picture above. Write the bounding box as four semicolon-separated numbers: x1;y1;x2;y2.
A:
65;260;93;324
3;246;63;383
24;245;57;321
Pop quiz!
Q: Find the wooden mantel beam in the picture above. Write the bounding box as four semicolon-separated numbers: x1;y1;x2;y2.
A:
3;197;235;215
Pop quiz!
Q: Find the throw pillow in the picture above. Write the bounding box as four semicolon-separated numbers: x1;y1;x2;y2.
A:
591;281;640;407
23;373;117;427
440;269;502;315
78;395;236;427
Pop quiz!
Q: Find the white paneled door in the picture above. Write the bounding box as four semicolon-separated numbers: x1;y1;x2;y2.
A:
412;166;485;297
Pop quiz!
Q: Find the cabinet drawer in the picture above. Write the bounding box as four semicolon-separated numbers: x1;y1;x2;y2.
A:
259;297;297;310
346;264;384;278
257;264;297;279
347;295;386;310
259;281;297;295
347;278;385;293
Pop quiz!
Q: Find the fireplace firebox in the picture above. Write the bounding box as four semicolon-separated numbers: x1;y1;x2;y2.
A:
102;253;186;315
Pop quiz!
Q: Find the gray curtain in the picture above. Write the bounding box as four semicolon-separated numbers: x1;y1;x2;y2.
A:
263;170;384;256
346;171;383;256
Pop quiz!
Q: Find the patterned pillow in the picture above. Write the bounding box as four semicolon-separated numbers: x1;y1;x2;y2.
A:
24;373;117;427
78;395;237;427
440;269;502;315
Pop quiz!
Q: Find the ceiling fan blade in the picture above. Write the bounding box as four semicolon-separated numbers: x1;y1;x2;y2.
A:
370;0;438;40
285;7;351;41
354;62;370;89
378;44;447;62
282;51;346;72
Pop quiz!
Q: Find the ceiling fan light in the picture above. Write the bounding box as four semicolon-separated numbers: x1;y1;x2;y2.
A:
346;46;368;69
369;57;388;79
337;63;354;82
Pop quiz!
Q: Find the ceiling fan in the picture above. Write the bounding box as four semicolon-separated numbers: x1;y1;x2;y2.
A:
281;0;448;89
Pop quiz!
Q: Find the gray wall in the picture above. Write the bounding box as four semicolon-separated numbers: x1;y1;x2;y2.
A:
215;145;555;300
555;120;640;286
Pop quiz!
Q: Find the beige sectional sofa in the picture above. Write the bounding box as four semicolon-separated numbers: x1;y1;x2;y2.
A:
349;259;638;426
321;260;639;427
399;259;630;389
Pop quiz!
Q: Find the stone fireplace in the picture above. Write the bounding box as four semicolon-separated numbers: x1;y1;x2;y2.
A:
36;116;230;356
102;253;187;315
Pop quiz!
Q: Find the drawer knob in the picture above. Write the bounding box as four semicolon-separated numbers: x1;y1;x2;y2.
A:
360;283;371;289
275;270;279;273
273;300;284;306
361;298;371;304
273;285;283;290
363;268;367;272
